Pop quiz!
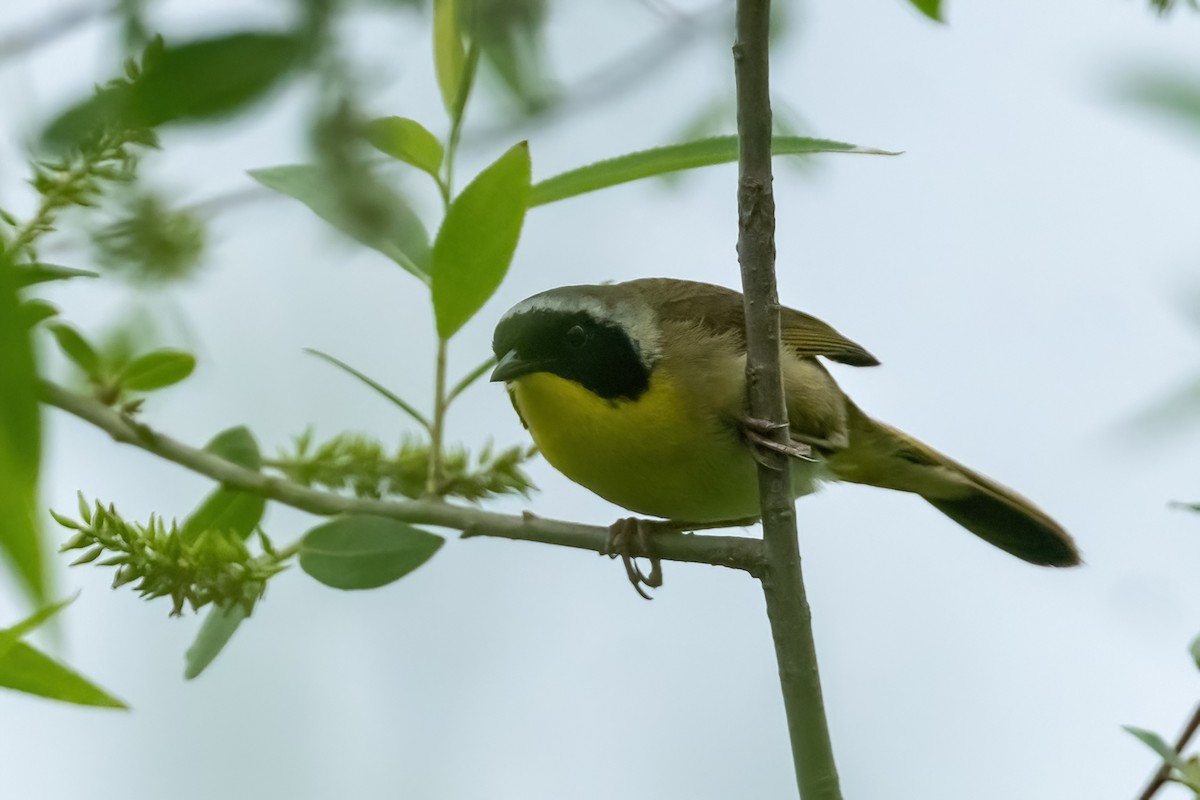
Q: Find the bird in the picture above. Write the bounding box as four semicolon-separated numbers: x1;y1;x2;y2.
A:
490;278;1079;591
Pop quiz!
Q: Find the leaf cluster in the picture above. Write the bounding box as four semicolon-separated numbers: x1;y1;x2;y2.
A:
55;496;286;616
271;431;537;502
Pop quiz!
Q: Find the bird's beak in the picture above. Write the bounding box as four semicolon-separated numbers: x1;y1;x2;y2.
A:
490;350;541;382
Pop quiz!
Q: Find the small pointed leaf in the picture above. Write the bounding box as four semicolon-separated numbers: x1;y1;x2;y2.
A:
364;117;444;179
907;0;944;22
184;603;248;679
432;141;531;338
0;640;126;708
47;323;103;379
300;515;443;590
116;349;195;391
1124;725;1188;771
0;595;76;662
14;264;99;287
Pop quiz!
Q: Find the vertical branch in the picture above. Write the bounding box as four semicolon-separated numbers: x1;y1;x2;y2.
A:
732;1;842;798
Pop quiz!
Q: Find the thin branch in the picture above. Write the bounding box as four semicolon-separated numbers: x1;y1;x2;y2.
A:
38;380;765;575
1136;702;1200;800
733;0;841;798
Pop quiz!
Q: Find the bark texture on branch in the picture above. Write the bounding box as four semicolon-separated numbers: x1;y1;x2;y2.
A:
732;0;842;797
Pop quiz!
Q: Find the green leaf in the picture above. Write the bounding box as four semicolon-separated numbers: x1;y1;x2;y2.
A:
0;595;76;663
1191;633;1200;671
529;135;897;207
181;427;265;543
907;0;944;22
0;640;126;708
19;300;59;329
249;164;431;281
433;0;466;112
43;33;301;150
364;117;444;179
299;515;443;590
116;349;195;391
14;263;100;288
1124;725;1188;771
184;602;248;679
0;258;48;606
303;348;432;432
431;141;531;338
1120;72;1200;140
47;322;103;379
203;426;262;470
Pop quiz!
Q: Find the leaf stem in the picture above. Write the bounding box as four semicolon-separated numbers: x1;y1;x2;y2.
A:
427;337;449;495
733;0;841;797
445;356;497;407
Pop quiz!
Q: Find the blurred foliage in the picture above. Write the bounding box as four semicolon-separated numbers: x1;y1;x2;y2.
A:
270;430;537;502
0;598;127;708
46;320;195;407
1149;0;1200;13
55;496;286;616
91;192;207;284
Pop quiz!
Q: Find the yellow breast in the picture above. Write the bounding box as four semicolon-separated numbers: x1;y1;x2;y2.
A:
511;371;778;521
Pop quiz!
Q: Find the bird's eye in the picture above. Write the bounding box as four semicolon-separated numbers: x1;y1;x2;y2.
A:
565;325;587;348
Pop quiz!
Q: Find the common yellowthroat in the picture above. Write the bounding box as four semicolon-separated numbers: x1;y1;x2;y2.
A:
491;278;1079;569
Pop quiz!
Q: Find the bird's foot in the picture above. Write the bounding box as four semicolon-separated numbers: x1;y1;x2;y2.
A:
604;517;662;600
741;417;817;466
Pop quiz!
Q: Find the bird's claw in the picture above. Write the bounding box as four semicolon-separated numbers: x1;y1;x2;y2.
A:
742;417;816;465
605;517;662;600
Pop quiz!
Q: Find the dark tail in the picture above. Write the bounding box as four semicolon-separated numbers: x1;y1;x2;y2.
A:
827;403;1080;567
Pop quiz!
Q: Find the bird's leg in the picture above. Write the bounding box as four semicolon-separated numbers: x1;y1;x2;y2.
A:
604;517;662;600
741;417;818;465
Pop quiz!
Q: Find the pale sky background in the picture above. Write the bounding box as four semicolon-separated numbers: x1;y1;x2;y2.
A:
2;1;1200;798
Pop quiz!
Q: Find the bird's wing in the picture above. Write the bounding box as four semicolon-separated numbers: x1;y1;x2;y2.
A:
624;278;879;367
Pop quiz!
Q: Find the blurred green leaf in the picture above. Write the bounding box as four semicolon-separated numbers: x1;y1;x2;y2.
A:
0;640;126;708
47;322;103;380
43;33;301;150
184;602;247;679
14;263;99;288
432;141;530;338
1125;725;1188;771
91;192;207;285
250;164;431;281
364;116;444;180
468;0;552;114
19;300;59;329
1191;633;1200;671
1121;72;1200;141
907;0;944;21
299;515;443;590
116;349;195;391
0;259;48;607
530;136;896;207
204;426;261;470
0;595;75;663
433;0;467;113
181;427;265;543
